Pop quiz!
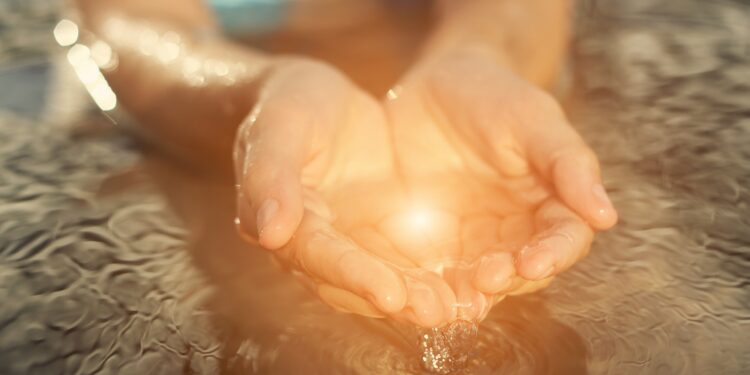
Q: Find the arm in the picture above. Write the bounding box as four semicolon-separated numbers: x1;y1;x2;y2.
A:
73;0;275;171
75;0;453;326
383;0;616;314
418;0;572;88
403;0;617;230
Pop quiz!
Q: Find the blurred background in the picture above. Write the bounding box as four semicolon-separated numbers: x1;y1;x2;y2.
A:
0;0;749;374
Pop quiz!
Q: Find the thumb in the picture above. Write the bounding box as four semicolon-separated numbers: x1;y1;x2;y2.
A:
524;109;618;230
235;105;310;249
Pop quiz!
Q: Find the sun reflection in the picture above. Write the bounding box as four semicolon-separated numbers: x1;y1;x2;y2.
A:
53;19;79;47
100;16;252;87
65;43;118;111
90;40;117;70
55;13;261;110
406;208;433;233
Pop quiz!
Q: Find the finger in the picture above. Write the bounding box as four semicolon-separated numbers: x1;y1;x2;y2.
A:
521;102;618;230
484;275;552;300
507;276;555;296
316;284;386;318
236;99;312;249
515;199;595;280
470;213;531;295
285;212;408;313
417;270;458;323
472;251;516;295
290;269;386;318
391;274;448;328
444;265;489;322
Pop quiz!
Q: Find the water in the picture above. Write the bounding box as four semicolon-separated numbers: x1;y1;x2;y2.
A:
1;0;750;374
418;320;479;374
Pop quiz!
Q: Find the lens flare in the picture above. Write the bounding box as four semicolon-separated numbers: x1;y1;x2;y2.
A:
53;19;79;47
407;208;432;232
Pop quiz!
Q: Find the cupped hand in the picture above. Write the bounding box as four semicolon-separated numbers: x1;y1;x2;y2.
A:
382;50;617;321
233;58;458;327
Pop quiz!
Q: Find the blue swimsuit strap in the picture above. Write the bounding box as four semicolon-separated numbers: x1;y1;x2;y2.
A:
209;0;289;35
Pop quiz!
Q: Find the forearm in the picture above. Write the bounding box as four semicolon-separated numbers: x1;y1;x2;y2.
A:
417;0;572;87
73;0;275;171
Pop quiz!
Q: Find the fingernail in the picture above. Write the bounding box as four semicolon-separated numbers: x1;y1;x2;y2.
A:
592;184;614;214
405;279;443;327
476;257;494;279
256;199;279;235
520;245;556;280
475;256;513;292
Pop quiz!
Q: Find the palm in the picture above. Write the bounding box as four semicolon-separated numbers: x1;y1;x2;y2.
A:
265;91;409;315
380;84;563;320
238;75;469;326
237;59;600;327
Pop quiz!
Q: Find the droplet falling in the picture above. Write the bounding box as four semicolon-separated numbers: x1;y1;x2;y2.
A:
419;320;478;374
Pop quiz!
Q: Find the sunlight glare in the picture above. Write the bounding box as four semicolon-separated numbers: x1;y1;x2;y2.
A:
406;208;433;233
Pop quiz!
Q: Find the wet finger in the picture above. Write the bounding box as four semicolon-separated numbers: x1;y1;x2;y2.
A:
522;107;618;230
285;213;408;313
391;275;447;328
235;99;312;249
444;265;489;322
317;284;386;318
471;251;516;295
507;276;555;296
422;270;459;323
515;199;594;280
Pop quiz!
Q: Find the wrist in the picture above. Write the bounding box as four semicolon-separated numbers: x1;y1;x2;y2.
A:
412;0;571;89
400;42;512;87
231;56;327;112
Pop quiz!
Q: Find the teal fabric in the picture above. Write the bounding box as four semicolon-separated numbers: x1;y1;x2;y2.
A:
209;0;288;35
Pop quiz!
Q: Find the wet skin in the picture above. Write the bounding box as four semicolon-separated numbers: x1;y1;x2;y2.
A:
73;0;617;328
234;53;617;327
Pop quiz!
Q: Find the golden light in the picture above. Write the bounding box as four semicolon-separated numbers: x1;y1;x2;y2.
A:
406;208;433;233
90;40;117;70
66;43;118;111
380;205;461;274
53;19;79;47
96;16;252;87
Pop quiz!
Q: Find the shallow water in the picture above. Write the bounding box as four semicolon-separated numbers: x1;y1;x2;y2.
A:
1;0;749;374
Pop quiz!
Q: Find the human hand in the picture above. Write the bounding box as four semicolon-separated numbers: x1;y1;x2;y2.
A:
233;58;459;327
382;49;617;321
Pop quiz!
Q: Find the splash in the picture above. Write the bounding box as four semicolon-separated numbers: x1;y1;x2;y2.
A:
418;320;479;374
